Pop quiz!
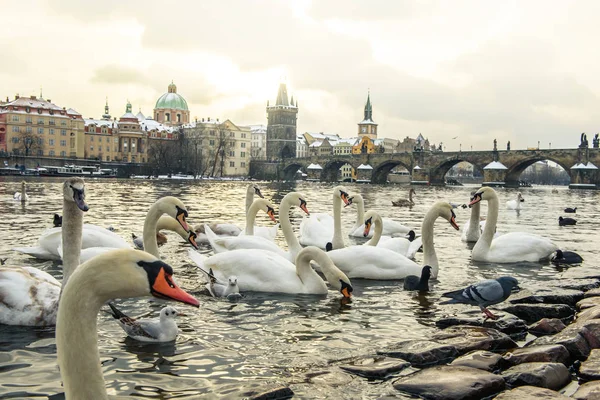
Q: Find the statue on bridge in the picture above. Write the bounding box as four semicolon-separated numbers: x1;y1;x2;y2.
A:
493;138;497;151
507;141;510;151
594;133;599;148
580;133;589;148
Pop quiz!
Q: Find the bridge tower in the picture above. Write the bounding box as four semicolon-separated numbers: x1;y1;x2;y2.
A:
266;83;298;161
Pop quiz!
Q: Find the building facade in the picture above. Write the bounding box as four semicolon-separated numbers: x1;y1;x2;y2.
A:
266;83;298;161
0;95;85;158
153;82;190;126
249;125;267;160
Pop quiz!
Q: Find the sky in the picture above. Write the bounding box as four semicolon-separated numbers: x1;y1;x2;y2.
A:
2;0;600;151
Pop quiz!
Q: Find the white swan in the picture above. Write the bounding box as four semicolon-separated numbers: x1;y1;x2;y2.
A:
205;193;309;262
0;178;88;326
461;196;483;243
363;210;422;259
70;198;197;263
506;192;524;210
347;194;413;237
470;187;558;262
56;249;199;399
188;246;353;297
299;186;351;249
13;181;29;202
321;201;459;279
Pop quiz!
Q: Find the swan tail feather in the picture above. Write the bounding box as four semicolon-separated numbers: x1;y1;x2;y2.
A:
12;246;59;260
204;224;227;253
188;248;209;274
107;302;129;320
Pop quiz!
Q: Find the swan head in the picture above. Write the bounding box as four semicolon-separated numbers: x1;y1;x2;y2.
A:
157;197;191;232
160;306;179;320
297;246;353;298
187;230;199;249
435;202;460;230
283;192;310;215
345;193;363;208
469;187;496;206
362;210;382;237
252;198;277;222
334;186;351;206
63;178;89;211
250;183;264;199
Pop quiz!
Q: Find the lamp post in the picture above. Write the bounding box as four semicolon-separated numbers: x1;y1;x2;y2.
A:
459;143;462;152
549;142;551;150
537;140;540;150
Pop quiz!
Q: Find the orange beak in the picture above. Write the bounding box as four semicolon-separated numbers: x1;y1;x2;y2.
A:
176;213;190;232
300;203;310;216
188;231;199;249
267;208;277;223
151;268;200;307
468;195;481;207
341;287;352;298
363;221;371;237
450;216;460;230
341;193;351;206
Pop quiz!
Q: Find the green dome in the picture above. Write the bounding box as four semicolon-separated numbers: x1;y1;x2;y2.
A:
155;82;189;111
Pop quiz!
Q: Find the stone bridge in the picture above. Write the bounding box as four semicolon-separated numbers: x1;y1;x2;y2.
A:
249;148;600;189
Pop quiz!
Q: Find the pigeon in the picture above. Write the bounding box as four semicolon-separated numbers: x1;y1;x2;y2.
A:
440;276;520;319
107;303;180;342
403;265;431;291
53;214;62;227
196;265;241;300
551;250;583;265
564;207;577;213
559;217;577;226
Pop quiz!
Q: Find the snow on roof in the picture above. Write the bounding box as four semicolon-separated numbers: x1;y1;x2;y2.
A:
307;163;322;170
359;119;377;125
336;138;358;145
139;118;174;133
413;165;421;170
571;162;598;170
483;161;508;170
136;111;146;121
309;140;323;147
66;108;81;116
84;118;115;127
120;112;138;120
307;132;341;141
357;164;373;170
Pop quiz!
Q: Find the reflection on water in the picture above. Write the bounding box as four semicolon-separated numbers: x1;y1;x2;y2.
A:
0;177;598;398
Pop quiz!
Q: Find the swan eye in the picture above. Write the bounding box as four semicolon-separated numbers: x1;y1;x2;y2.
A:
165;275;176;289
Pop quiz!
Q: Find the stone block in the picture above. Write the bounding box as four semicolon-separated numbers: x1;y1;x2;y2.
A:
528;326;590;360
500;303;574;323
501;362;571;390
572;381;600;400
579;348;600;381
576;296;600;311
377;340;458;368
430;326;517;354
529;318;566;336
509;288;584;307
502;345;570;367
436;310;528;338
449;350;502;371
339;356;410;379
585;287;600;298
494;385;571;399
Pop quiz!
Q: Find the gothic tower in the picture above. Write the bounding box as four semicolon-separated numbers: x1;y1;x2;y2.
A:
358;91;378;140
266;82;298;161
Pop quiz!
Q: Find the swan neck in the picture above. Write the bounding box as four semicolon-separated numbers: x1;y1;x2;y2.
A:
480;194;499;245
245;201;262;235
332;194;344;249
56;269;107;399
409;190;413;202
421;207;439;277
142;202;163;257
61;200;83;287
296;249;338;289
157;217;187;239
279;198;302;259
245;186;253;213
468;202;481;233
365;214;383;246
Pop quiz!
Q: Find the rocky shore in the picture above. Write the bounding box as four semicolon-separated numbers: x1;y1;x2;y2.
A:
256;266;600;399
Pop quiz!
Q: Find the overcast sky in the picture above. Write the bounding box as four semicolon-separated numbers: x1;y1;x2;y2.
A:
2;0;599;151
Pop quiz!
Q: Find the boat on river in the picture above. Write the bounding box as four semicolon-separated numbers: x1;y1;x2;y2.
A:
39;165;117;178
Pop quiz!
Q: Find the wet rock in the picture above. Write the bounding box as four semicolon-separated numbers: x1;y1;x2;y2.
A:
578;320;600;348
576;305;600;323
528;318;566;336
500;303;574;323
392;365;505;400
585;287;600;298
339;356;410;379
377;340;458;368
549;278;600;292
579;348;600;381
559;267;600;280
436;310;528;339
247;386;294;400
430;326;517;354
449;350;502;371
528;326;590;360
576;296;600;311
307;370;354;386
502;345;570;367
509;288;584;307
501;362;570;390
572;381;600;399
494;385;571;399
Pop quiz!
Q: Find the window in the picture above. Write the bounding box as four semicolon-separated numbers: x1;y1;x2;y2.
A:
61;121;66;126
49;139;55;146
60;140;66;146
37;138;43;145
114;138;118;143
165;113;170;122
38;128;44;134
209;139;215;146
49;150;55;156
38;150;44;156
61;129;66;135
12;137;19;143
177;114;181;123
60;151;66;156
49;119;55;125
90;136;94;142
229;151;235;157
210;130;215;136
12;115;19;122
49;129;54;135
229;161;235;167
25;126;31;133
229;132;235;137
241;151;246;158
37;119;44;125
241;162;246;167
90;146;94;151
12;126;19;133
241;142;246;148
98;137;102;142
241;133;246;138
25;116;32;123
106;146;109;152
106;156;110;161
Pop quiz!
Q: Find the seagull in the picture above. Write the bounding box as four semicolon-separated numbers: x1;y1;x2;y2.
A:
107;303;180;342
403;265;431;291
440;276;520;319
551;250;583;265
197;265;241;299
452;136;458;139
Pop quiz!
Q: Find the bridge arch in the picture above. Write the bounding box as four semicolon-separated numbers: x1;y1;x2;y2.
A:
321;159;360;182
504;156;572;187
371;160;413;184
429;158;486;185
282;162;308;181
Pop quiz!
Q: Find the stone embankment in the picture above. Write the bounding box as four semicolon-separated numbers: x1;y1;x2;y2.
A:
267;266;600;399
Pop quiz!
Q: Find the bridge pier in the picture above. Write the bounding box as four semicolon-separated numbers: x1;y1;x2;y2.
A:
356;164;373;183
482;161;508;187
410;166;430;185
569;162;599;189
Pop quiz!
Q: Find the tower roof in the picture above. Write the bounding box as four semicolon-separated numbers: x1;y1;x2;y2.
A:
362;91;374;123
155;81;189;111
275;83;289;106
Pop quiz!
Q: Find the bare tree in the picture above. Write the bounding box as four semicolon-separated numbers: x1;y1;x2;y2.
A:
17;131;44;156
181;126;209;178
147;139;179;173
209;125;234;177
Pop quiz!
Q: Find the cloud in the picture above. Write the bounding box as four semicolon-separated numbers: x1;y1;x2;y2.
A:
91;65;150;85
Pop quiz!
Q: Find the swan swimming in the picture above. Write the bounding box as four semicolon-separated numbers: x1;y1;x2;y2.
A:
469;187;558;263
347;194;413;238
13;181;29;202
506;192;524;210
362;210;421;259
299;186;350;249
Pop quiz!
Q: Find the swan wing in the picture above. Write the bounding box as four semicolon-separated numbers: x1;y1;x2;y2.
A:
485;232;558;262
299;215;334;248
207;231;288;259
0;266;60;326
381;218;411;235
240;224;280;241
326;246;421;279
377;237;410;255
406;237;423;260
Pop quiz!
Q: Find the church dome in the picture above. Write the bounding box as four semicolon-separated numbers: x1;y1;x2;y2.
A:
155;82;189;111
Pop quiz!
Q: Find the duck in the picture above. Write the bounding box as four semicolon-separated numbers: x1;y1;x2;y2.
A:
506;192;524;210
559;216;577;226
56;249;199;399
0;178;88;326
319;202;459;280
196;266;241;299
188;246;353;298
362;211;422;259
469;187;558;263
403;265;431;291
440;276;520;319
392;188;416;207
107;303;180;342
564;207;577;213
551;250;583;265
53;213;62;227
347;194;413;238
299;186;350;249
13;181;29;202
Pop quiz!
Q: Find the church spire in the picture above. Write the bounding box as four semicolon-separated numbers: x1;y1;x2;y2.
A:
275;82;289;106
364;90;373;121
102;97;111;120
126;100;132;114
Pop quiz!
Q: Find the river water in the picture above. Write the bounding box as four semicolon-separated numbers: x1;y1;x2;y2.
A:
0;177;598;399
